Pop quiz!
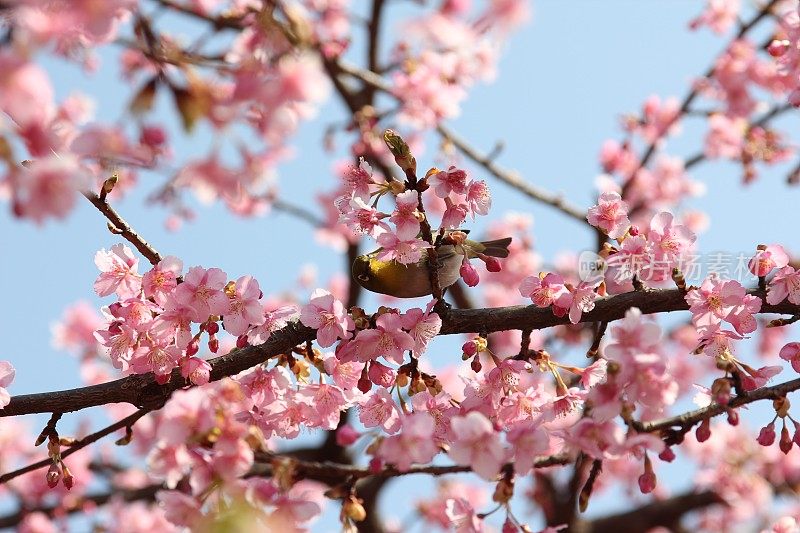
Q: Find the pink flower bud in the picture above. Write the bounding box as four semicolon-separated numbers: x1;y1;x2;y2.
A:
186;339;199;357
368;361;396;388
502;518;519;533
357;376;372;393
638;471;656;494
336;424;361;447
658;447;675;463
460;258;480;287
208;337;219;353
638;455;656;494
767;39;790;57
368;457;383;474
483;256;502;273
757;422;776;446
695;418;711;442
61;464;74;490
462;340;478;357
726;409;739;426
628;225;640;236
780;425;793;454
205;321;219;335
46;463;60;489
236;335;249;349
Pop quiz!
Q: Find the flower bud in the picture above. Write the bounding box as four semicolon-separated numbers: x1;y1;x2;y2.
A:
462;340;478;357
471;356;482;374
757;422;776;446
695;418;711;443
205;321;219;335
208;337;219;353
637;454;656;494
336;424;361;447
236;335;249;349
460;258;480;287
343;496;367;522
658;447;675;463
61;463;74;490
768;39;790;57
46;463;60;489
780;425;794;454
483;256;502;273
186;339;199;357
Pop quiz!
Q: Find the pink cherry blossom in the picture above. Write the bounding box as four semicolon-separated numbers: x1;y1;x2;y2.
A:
93;243;141;299
11;156;85;225
173;266;230;323
587;191;630;239
401;301;442;357
299;289;354;348
378;413;439;471
556;282;599;324
297;384;348;430
180;357;211;386
222;275;265;336
389;190;422;240
247;304;299;345
142;256;183;305
519;273;569;307
354;312;415;365
0;361;15;409
427;166;468;198
51;301;103;356
465;180;491;217
444;498;483;533
338;195;390;238
689;0;740;34
375;232;430;265
645;211;696;273
358;388;401;434
506;424;549;474
686;276;748;329
448;411;505;480
749;244;789;277
779;342;800;373
342;158;376;201
767;266;800;305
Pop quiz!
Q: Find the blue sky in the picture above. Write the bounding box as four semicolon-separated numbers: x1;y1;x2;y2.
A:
1;0;799;530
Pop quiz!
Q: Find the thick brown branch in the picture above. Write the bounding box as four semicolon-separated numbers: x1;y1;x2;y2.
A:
576;490;724;533
1;322;316;417
4;288;800;418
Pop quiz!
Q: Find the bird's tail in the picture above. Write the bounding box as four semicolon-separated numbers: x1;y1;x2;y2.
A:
480;237;512;258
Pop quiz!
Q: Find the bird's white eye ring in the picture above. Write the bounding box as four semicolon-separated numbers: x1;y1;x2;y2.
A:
357;274;370;282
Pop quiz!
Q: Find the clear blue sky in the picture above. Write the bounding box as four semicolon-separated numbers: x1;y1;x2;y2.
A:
1;1;798;530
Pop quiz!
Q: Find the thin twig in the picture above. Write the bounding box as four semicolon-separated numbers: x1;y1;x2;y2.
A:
0;409;151;485
83;191;163;266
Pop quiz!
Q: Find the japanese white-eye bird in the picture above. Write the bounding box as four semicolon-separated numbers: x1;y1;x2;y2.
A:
352;234;512;298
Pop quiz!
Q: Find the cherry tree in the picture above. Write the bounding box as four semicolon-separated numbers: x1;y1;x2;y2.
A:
2;0;800;531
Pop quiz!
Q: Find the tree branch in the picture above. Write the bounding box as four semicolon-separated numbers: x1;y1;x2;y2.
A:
0;408;151;485
620;0;781;198
436;123;593;228
84;191;163;266
4;287;799;419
